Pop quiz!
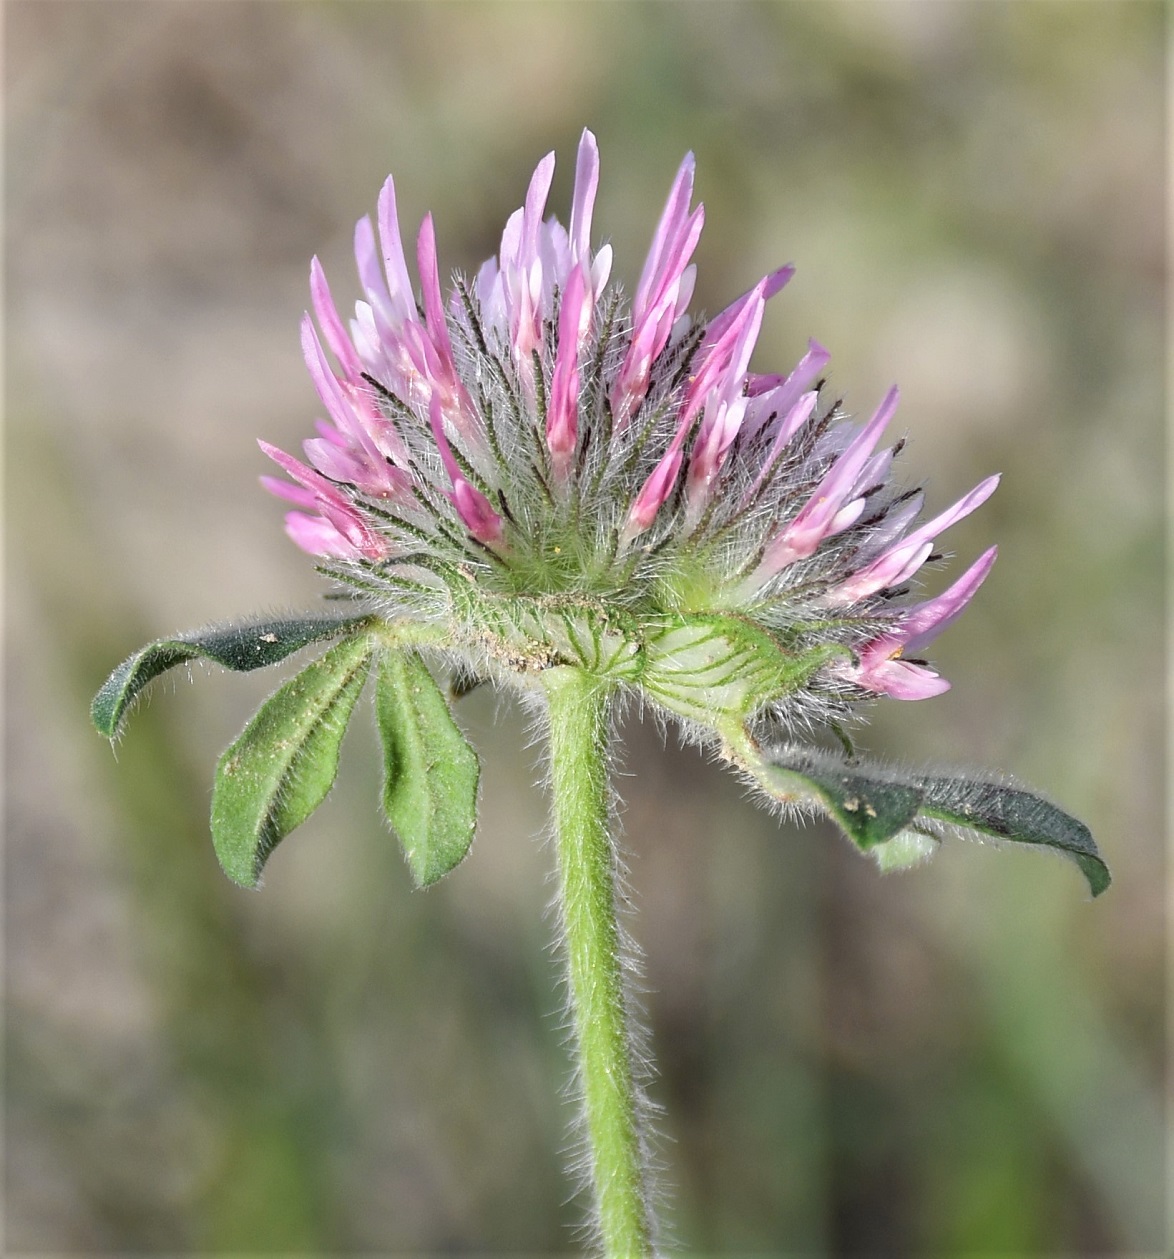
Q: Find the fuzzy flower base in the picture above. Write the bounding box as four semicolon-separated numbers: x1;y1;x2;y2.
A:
264;130;1000;721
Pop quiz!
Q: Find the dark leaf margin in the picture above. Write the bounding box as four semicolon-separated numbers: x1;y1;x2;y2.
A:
92;611;374;738
755;745;1109;897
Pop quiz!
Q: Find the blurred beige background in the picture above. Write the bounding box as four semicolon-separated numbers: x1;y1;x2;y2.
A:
7;1;1165;1253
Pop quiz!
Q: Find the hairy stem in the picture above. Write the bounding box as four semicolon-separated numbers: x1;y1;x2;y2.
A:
542;666;653;1256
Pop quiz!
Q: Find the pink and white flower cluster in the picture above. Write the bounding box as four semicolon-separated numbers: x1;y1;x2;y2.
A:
262;130;998;706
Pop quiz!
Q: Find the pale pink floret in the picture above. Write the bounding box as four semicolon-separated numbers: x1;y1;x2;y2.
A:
300;317;408;498
823;474;1001;606
684;286;768;520
265;473;388;558
504;152;556;363
567;131;613;299
569;129;600;270
351;214;419;395
284;511;363;560
738;390;820;509
417;216;483;443
623;283;769;541
742;338;830;439
631;155;704;329
623;447;685;543
754;386;901;582
341;380;412;466
841;546;998;699
746;335;827;398
547;266;588;473
375;176;419;326
427;396;504;548
702;266;793;351
679;281;767;429
309;257;363;382
624;275;811;539
632;269;798;532
259;441;389;560
610;154;705;429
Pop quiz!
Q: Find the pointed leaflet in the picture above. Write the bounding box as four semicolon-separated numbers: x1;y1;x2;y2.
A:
92;611;374;738
750;746;1109;896
376;649;479;887
211;634;375;887
917;774;1110;897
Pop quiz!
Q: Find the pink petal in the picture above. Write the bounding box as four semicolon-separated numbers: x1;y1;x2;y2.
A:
623;446;683;541
521;152;557;261
859;654;952;701
259;439;332;495
746;337;830;403
590;242;613;297
353;215;391;319
681;282;766;427
310;257;363;380
899;545;998;656
416;214;459;381
825;475;1001;606
610;157;707;429
738;390;820;507
427;395;503;547
301;316;360;436
703;265;793;348
260;475;317;509
284;511;362;560
375;175;417;325
683;393;748;524
609;307;671;429
758;386;900;577
839;546;998;699
547;266;587;469
633;153;698;322
569;129;600;266
303;436;369;486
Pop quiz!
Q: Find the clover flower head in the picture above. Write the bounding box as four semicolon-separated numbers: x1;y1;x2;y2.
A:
261;129;997;743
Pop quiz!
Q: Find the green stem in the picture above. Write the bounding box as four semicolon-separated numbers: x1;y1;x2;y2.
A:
542;666;653;1257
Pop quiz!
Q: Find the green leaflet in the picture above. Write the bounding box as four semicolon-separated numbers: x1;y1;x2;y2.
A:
376;650;480;887
211;634;375;888
756;747;924;849
918;774;1110;898
92;611;374;738
748;745;1109;897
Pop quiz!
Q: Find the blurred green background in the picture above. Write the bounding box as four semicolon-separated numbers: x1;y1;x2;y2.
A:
6;1;1165;1253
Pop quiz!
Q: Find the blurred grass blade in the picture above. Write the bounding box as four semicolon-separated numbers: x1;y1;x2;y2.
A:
92;611;374;738
376;649;479;887
212;634;375;887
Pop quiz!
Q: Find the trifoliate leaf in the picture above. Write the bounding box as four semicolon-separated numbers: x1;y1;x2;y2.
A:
376;650;479;887
747;745;1109;897
211;634;375;887
92;611;374;738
